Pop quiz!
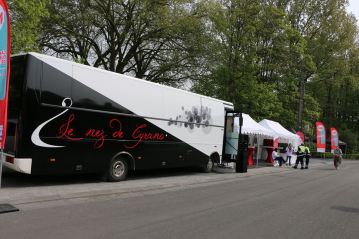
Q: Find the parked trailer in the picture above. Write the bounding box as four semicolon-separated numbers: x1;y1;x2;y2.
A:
3;53;237;181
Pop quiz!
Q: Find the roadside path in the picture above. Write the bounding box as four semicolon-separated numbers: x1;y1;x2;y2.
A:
0;158;342;210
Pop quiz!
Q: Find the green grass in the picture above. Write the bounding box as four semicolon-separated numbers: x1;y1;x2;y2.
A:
311;152;359;160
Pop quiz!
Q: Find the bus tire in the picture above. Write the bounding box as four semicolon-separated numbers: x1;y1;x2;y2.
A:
107;157;129;182
201;158;213;173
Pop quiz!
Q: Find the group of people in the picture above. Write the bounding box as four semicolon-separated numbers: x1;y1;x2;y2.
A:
292;143;311;169
271;143;310;169
271;143;344;169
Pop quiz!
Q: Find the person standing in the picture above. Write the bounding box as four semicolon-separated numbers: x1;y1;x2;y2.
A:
285;143;294;166
293;143;306;169
272;148;285;167
304;145;311;169
333;146;343;169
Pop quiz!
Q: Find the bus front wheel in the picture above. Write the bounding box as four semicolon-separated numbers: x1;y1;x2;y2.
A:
107;157;129;182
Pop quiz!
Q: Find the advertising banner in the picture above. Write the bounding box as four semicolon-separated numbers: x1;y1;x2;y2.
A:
0;0;10;149
330;127;339;153
296;131;304;143
316;122;326;153
273;137;279;149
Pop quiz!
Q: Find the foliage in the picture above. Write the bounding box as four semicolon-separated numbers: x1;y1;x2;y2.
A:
343;154;359;160
7;0;49;53
310;152;359;160
38;0;208;86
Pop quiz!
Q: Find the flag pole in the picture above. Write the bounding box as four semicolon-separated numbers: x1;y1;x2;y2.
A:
0;0;12;189
0;149;3;188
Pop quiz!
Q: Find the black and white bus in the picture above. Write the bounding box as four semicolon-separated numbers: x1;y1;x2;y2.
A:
3;53;238;181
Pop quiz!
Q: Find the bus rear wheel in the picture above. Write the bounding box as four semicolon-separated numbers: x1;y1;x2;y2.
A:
107;157;128;182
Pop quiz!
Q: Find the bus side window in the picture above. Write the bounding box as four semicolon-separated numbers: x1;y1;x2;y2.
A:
41;63;72;105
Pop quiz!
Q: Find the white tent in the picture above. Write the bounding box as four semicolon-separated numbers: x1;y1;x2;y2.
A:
234;114;276;138
230;114;276;165
258;119;302;146
258;119;302;165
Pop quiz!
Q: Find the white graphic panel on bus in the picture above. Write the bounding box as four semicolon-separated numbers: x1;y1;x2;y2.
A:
31;98;73;148
31;53;226;156
168;105;212;134
71;66;224;156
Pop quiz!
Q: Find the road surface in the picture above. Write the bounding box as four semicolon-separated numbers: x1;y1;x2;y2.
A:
0;159;358;239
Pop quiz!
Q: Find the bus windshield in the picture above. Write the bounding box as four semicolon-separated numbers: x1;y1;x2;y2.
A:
8;55;26;120
4;55;27;153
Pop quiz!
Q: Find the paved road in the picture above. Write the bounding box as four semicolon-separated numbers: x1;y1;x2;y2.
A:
0;159;359;239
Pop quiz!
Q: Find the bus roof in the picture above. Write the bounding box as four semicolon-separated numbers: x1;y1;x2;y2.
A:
19;52;234;108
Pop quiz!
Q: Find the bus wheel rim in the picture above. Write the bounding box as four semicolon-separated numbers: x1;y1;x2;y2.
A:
113;161;125;177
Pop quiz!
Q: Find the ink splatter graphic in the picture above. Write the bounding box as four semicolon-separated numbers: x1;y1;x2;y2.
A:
168;106;212;133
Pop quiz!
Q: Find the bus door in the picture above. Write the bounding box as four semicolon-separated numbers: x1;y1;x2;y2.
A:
222;112;241;163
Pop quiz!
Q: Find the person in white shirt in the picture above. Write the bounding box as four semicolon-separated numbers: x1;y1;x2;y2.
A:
272;148;285;167
285;143;294;166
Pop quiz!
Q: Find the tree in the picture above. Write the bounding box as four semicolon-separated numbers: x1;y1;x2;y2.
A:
303;0;359;145
193;0;306;125
7;0;49;53
283;0;357;132
40;0;207;86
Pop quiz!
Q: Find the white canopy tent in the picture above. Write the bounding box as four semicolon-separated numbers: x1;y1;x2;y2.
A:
258;119;302;146
234;113;276;138
231;114;276;165
236;113;275;138
258;119;302;165
226;114;301;166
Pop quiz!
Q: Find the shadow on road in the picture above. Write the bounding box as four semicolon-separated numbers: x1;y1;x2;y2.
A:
0;167;201;188
1;172;100;188
331;206;359;214
313;168;337;171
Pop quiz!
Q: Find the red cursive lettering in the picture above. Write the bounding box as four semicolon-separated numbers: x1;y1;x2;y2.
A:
56;115;165;150
85;129;106;149
109;119;124;139
125;124;165;149
57;114;84;141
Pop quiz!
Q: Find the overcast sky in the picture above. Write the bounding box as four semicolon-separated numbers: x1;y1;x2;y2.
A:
348;0;359;20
